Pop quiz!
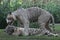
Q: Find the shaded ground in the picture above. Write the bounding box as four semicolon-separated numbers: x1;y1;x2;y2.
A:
0;24;60;40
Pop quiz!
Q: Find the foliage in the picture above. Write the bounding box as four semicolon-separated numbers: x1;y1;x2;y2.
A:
42;1;60;23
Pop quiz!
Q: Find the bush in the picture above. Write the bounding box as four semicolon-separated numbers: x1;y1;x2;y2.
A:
43;2;60;23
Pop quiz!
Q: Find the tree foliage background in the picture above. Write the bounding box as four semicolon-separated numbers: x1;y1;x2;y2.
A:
0;0;60;29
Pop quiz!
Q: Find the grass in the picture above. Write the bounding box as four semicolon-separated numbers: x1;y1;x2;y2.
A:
0;24;60;40
55;24;60;30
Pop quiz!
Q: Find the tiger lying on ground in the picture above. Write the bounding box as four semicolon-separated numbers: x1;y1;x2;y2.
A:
5;25;58;36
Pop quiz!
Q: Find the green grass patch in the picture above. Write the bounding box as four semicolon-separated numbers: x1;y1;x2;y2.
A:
55;24;60;30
